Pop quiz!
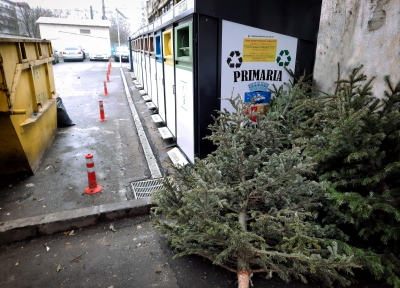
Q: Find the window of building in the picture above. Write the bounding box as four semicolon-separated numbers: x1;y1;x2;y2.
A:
80;29;91;34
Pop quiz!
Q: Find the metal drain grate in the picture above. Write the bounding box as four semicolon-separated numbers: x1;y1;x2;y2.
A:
131;178;164;199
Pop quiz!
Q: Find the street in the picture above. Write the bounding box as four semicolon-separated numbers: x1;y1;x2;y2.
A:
0;58;161;222
0;215;308;288
0;216;388;288
0;59;391;287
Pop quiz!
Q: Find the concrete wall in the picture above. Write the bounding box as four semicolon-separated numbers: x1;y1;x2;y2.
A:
38;24;111;55
313;0;399;97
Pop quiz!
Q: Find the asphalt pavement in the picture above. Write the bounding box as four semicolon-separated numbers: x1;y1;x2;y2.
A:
0;59;390;287
0;215;315;288
0;58;169;223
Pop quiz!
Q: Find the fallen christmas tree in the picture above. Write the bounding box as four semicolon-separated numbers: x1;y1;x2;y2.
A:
288;66;400;287
152;96;360;288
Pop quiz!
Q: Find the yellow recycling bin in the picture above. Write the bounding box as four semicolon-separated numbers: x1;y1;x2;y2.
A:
0;36;57;175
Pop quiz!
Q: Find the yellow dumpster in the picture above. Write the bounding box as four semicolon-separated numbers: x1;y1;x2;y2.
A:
0;36;57;175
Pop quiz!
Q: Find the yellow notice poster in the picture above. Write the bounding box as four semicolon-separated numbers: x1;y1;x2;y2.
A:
242;38;277;62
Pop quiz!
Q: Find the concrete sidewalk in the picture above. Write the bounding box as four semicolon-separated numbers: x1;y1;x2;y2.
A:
0;61;171;245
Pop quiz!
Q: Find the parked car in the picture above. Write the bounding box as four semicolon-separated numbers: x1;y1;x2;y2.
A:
52;48;59;64
114;46;129;62
89;48;110;61
62;47;85;62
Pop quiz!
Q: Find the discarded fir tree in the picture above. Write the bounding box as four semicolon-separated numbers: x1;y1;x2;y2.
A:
152;96;359;288
270;67;400;287
289;66;400;286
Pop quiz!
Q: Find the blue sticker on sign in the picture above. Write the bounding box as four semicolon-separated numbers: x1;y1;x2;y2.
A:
244;91;271;104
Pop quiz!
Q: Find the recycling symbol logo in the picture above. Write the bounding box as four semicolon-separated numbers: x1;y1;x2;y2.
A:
226;51;242;68
276;50;291;67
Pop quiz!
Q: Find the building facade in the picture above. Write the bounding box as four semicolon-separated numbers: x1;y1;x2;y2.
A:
125;0;147;33
36;17;111;54
146;0;182;24
0;0;19;35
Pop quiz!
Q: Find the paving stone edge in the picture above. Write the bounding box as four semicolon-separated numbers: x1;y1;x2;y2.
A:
0;199;152;246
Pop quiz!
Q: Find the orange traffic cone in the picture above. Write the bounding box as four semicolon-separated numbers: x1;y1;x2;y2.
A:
99;100;107;122
84;154;102;194
103;81;109;96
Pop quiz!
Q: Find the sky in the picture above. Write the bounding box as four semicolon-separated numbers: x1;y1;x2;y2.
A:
24;0;145;31
24;0;138;13
25;0;103;10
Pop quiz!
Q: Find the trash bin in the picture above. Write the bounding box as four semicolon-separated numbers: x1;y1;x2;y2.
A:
134;39;139;79
138;36;145;89
155;33;165;122
149;34;158;107
0;37;57;174
143;35;150;95
175;21;194;162
130;0;322;163
162;28;176;138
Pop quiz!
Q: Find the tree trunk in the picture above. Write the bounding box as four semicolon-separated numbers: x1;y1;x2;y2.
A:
237;270;250;288
239;211;247;231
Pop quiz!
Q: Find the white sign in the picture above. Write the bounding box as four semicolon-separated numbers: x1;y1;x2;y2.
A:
154;18;162;29
220;20;298;113
175;68;194;163
174;0;194;17
179;80;188;111
162;10;173;23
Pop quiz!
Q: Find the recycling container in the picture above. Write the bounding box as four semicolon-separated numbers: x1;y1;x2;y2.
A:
144;35;152;98
136;38;142;84
0;37;57;174
135;39;140;77
175;20;194;162
133;39;138;76
149;34;158;107
155;32;166;122
130;0;322;163
134;39;139;80
162;27;176;137
138;37;144;87
142;36;149;93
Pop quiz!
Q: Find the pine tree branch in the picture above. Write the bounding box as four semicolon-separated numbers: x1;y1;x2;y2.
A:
223;204;240;214
251;269;270;273
255;249;361;269
200;253;237;273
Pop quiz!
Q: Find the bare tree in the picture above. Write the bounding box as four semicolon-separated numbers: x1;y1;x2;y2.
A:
109;14;131;46
16;4;53;38
51;9;71;18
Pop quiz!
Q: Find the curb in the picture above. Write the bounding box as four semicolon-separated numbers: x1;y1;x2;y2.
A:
0;69;162;246
0;199;152;246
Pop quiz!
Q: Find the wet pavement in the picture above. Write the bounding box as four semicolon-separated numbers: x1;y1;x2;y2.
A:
0;59;169;222
0;216;310;288
0;216;389;288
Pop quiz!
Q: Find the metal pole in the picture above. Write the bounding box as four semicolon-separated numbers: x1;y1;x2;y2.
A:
129;37;133;72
